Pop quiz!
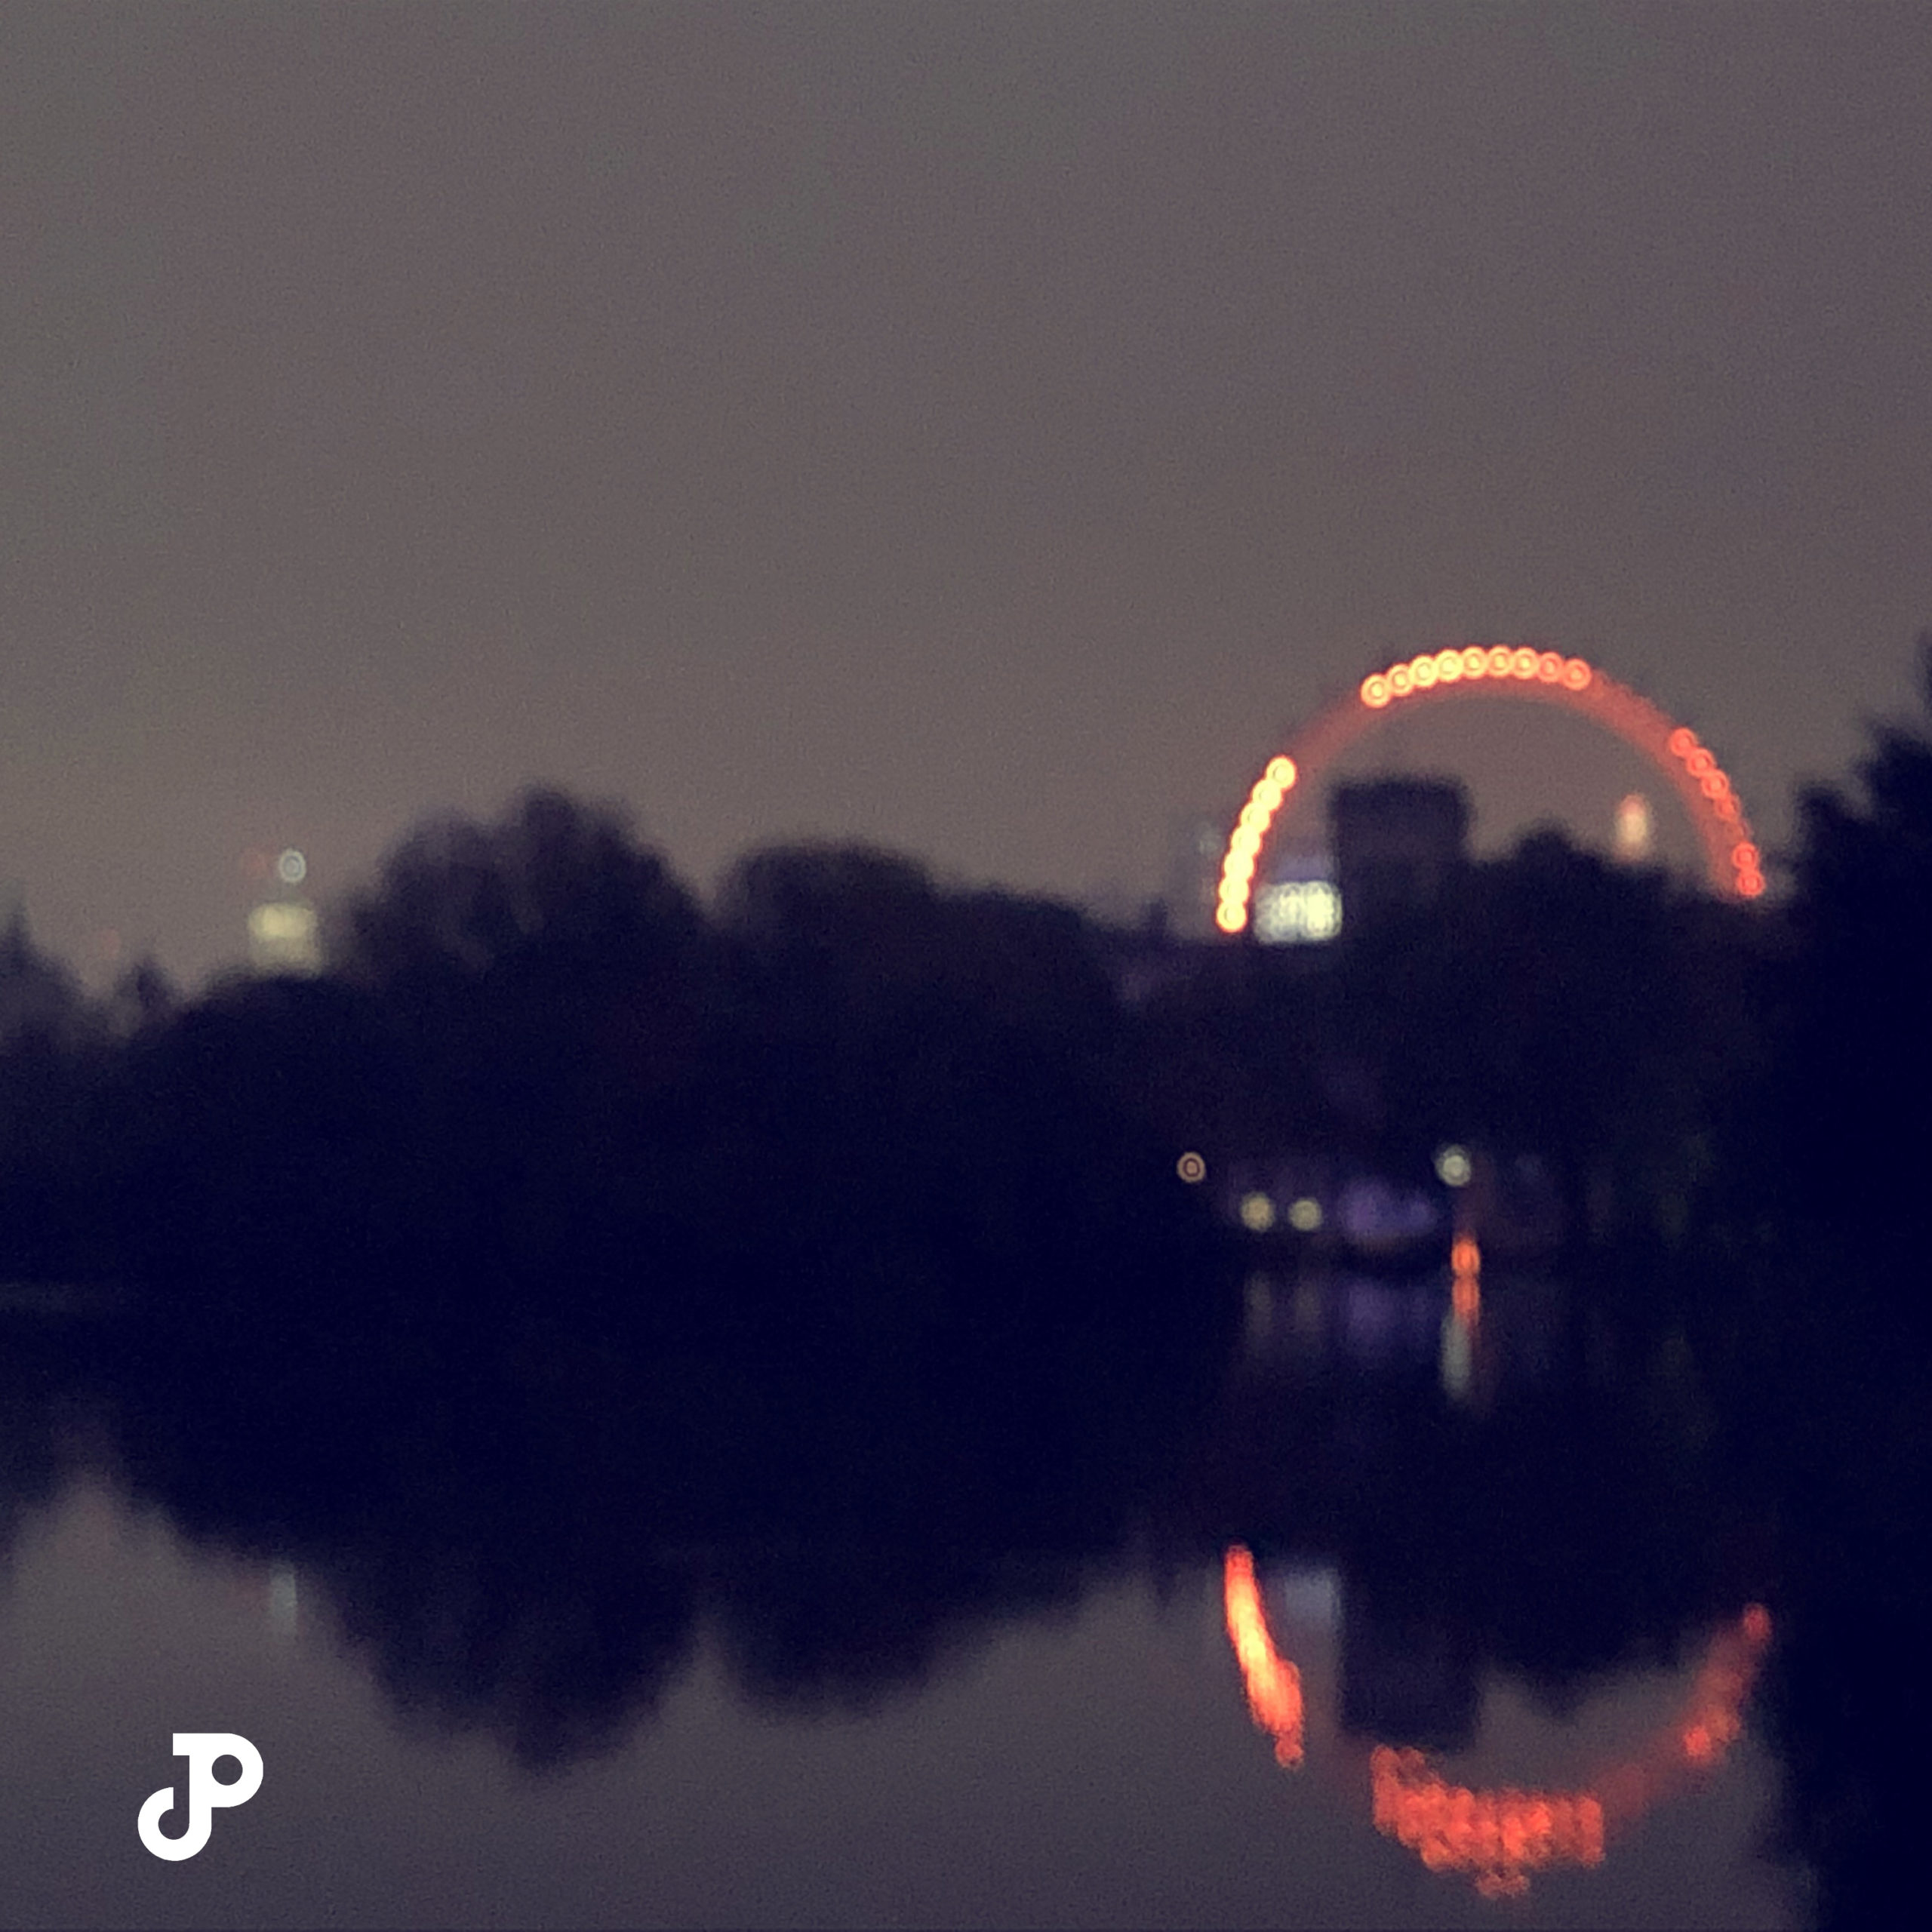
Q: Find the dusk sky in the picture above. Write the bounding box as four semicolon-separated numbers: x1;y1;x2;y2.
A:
5;3;1929;986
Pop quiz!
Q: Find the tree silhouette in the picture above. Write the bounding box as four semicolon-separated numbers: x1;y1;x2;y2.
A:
329;786;701;998
0;906;103;1278
1780;631;1932;1265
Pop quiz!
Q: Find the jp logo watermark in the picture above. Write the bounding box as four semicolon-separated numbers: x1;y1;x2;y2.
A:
137;1734;263;1860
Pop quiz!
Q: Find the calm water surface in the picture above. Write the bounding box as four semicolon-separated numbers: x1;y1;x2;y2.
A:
0;1481;1792;1929
0;1263;1798;1929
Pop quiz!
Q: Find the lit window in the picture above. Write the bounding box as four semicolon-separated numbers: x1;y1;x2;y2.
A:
1254;881;1342;944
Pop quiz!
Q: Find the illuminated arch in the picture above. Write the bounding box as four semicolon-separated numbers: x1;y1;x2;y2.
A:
1223;1546;1772;1900
1214;647;1764;935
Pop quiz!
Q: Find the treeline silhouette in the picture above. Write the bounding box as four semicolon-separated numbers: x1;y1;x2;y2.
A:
98;803;1229;1460
0;784;1779;1321
0;797;1244;1765
1128;830;1769;1383
0;639;1927;1924
1692;638;1932;1930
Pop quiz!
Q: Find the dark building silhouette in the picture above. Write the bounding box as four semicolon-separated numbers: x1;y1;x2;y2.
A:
1331;778;1470;932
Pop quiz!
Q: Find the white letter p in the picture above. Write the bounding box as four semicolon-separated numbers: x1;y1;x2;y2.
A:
138;1733;263;1860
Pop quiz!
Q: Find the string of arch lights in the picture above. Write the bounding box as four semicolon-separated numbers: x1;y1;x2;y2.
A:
1222;1545;1772;1900
1214;646;1764;937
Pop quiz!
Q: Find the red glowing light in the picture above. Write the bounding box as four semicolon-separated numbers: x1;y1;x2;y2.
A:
1451;1232;1481;1321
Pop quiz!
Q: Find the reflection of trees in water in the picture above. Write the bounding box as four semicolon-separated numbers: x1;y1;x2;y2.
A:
322;1520;700;1769
97;1242;1770;1779
0;1318;94;1587
704;1544;1096;1718
1192;1312;1761;1702
94;1177;1768;1785
103;1300;1217;1769
1210;1243;1781;1908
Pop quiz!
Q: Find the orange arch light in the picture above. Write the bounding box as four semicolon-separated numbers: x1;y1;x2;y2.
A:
1220;648;1761;931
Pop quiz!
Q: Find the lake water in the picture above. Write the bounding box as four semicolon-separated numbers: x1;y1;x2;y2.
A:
0;1481;1793;1929
0;1262;1802;1928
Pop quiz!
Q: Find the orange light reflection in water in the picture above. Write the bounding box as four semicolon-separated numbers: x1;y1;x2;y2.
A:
1371;1749;1604;1897
1223;1546;1772;1899
1223;1547;1305;1766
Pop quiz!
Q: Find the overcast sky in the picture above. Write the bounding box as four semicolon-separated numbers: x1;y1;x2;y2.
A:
5;3;1929;985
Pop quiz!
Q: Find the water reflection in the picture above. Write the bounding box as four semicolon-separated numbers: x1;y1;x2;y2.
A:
1238;1247;1589;1422
1223;1544;1773;1901
0;1158;1797;1931
76;1247;1754;1801
0;1243;1801;1928
1223;1546;1304;1766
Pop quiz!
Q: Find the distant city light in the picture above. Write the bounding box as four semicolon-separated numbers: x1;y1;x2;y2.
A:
1287;1196;1323;1232
1613;792;1654;863
1177;1151;1207;1183
276;848;307;885
1239;1192;1277;1233
1254;879;1342;944
1435;1145;1472;1187
248;901;321;974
